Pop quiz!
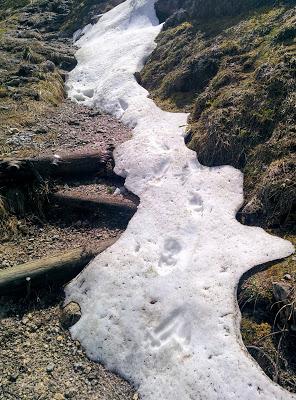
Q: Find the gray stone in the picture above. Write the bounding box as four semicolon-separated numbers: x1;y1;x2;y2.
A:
42;60;56;72
73;362;84;372
46;362;55;373
272;282;291;302
60;302;81;329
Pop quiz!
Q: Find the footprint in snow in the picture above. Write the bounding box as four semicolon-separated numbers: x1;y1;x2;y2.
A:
147;307;191;350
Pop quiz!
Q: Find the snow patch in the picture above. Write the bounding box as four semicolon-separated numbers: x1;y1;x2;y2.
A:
66;0;295;399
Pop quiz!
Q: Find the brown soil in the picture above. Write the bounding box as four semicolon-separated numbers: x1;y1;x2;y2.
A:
2;99;130;159
0;99;137;399
0;99;134;266
0;287;136;400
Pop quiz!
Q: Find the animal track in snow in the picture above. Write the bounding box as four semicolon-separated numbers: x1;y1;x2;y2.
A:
82;88;94;98
188;190;204;213
147;307;191;350
119;98;129;111
135;242;141;252
157;238;182;275
151;158;170;186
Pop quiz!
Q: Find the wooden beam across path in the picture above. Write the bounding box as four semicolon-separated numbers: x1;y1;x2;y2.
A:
51;192;139;215
0;238;117;294
0;150;114;184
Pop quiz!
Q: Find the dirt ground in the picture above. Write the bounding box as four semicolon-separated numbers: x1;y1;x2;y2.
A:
0;287;137;400
2;99;131;159
0;100;138;400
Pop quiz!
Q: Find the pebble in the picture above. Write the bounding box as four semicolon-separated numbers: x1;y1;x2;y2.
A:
65;388;77;398
2;260;11;268
53;394;65;400
9;372;19;382
42;60;55;72
60;303;81;330
46;362;55;373
73;362;84;372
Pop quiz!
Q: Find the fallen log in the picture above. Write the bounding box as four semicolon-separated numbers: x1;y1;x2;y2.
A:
0;150;114;185
0;238;117;294
51;192;139;215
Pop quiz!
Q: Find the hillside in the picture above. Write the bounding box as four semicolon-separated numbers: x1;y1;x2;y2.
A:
0;0;295;398
141;0;296;229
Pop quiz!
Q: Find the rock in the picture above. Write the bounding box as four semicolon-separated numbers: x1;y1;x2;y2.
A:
53;394;65;400
60;302;81;329
21;316;29;325
73;362;84;372
28;323;38;332
50;52;77;71
46;362;55;373
35;127;48;134
68;119;80;126
9;372;19;382
164;8;189;29
88;109;101;117
42;60;56;72
272;282;291;302
134;71;142;85
2;260;11;268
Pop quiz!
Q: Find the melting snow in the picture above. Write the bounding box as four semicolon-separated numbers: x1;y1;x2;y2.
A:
66;0;295;398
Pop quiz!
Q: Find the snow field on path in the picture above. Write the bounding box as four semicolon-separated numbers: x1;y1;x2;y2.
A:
66;1;295;398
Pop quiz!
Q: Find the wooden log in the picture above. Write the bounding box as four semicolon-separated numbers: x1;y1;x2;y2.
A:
51;192;138;215
0;150;114;185
0;238;117;294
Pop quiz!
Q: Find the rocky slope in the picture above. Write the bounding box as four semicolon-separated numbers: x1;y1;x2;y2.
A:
0;0;125;155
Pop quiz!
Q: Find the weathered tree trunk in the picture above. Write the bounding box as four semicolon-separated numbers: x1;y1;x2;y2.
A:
0;238;117;294
0;151;114;184
51;192;138;215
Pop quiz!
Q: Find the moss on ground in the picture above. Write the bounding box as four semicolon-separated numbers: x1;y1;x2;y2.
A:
239;235;296;390
0;0;29;13
0;1;72;157
239;236;295;304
